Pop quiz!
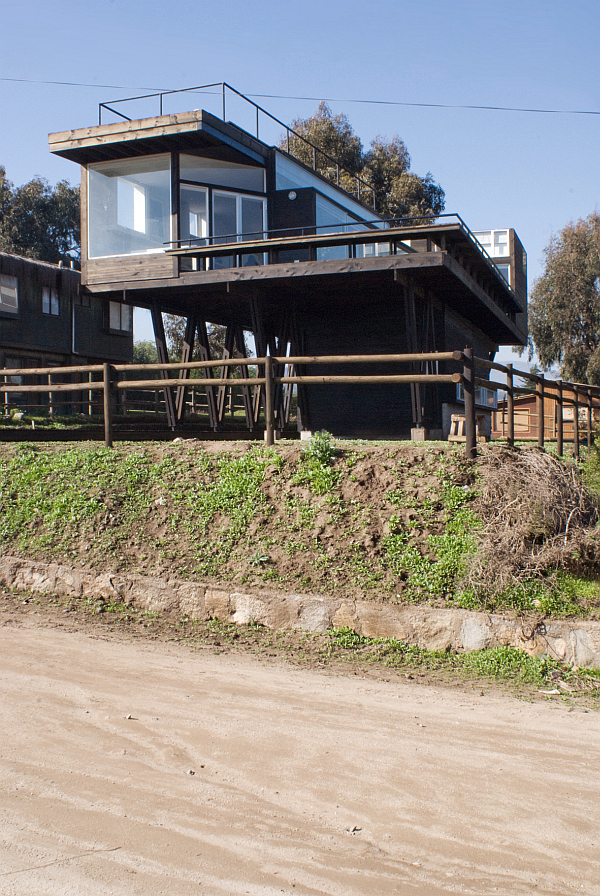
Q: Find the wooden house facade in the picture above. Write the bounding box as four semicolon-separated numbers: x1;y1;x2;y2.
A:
49;104;527;438
0;252;133;412
492;386;600;442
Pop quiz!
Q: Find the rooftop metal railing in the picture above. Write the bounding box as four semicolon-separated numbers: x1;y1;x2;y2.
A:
98;82;377;208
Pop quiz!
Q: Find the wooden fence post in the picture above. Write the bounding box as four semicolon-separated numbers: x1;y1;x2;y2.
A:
463;347;476;459
573;387;580;459
587;388;593;449
537;372;545;449
264;355;274;446
556;380;563;457
103;362;113;448
506;363;514;448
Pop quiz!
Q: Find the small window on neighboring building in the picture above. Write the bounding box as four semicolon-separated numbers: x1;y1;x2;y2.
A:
76;293;91;308
42;287;60;315
108;301;132;332
0;274;18;314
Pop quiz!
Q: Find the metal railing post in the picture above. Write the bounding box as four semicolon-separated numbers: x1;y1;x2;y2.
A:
103;362;113;448
463;347;476;459
556;380;563;456
537;372;545;448
506;363;514;448
264;355;274;446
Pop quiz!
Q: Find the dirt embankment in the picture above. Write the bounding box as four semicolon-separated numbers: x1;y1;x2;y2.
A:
0;439;599;619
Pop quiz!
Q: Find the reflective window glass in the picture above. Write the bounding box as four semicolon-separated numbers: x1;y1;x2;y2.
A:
180;185;208;244
180;155;265;192
0;274;18;313
88;154;171;258
316;195;351;261
42;287;59;315
109;301;132;332
212;192;266;269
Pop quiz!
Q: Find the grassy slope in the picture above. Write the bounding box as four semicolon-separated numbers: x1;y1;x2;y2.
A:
1;436;599;619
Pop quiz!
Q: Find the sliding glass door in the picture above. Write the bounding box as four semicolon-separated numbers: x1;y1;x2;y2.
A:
213;191;266;268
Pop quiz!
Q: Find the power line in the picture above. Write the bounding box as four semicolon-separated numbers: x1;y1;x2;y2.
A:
0;76;166;90
252;93;600;117
1;76;599;116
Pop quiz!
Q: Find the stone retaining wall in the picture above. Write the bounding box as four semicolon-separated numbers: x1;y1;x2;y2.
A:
2;554;600;668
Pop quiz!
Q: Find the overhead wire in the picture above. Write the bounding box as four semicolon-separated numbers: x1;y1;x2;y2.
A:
1;76;599;116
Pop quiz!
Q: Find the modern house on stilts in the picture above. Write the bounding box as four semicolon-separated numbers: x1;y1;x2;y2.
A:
49;85;527;439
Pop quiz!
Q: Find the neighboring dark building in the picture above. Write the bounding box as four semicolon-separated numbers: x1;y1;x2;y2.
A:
48;96;527;438
0;252;133;411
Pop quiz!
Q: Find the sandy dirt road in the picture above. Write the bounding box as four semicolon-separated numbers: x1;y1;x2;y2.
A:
0;617;599;895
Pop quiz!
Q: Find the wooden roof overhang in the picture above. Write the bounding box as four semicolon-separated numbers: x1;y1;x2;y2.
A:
82;225;525;346
48;109;269;166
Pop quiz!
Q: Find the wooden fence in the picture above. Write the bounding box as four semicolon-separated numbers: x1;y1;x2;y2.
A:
0;349;598;459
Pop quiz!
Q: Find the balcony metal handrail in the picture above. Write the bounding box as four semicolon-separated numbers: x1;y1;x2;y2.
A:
165;211;498;262
98;82;376;208
164;212;513;296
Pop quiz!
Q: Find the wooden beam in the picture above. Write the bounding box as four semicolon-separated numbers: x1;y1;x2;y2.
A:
151;302;177;429
175;312;197;422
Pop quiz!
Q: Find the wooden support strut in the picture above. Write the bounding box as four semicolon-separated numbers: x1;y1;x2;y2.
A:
216;324;236;422
556;379;564;457
151;302;177;430
463;347;476;459
103;362;113;448
573;388;580;459
195;320;219;431
537;372;545;449
506;363;514;448
175;312;198;423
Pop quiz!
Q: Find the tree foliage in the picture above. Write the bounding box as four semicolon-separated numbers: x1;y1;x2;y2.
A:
132;341;159;364
281;102;445;220
0;165;80;264
163;314;228;361
529;212;600;384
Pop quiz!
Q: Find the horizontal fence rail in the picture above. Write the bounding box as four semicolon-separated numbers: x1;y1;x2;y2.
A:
0;350;599;458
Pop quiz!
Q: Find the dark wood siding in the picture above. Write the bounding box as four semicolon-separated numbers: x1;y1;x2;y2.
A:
296;288;416;437
0;254;78;355
84;254;178;286
73;298;133;362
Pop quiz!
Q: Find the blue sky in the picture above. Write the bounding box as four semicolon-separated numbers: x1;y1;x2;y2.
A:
2;0;599;358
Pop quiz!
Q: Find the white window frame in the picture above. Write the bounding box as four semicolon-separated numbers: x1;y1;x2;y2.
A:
108;301;132;332
42;286;60;316
212;190;267;240
0;274;18;314
212;190;267;266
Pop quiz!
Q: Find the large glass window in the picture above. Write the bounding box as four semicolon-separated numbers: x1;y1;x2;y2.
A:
213;191;266;268
315;195;375;261
180;185;208;244
180;155;265;192
275;151;382;225
473;229;510;258
88;154;171;258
